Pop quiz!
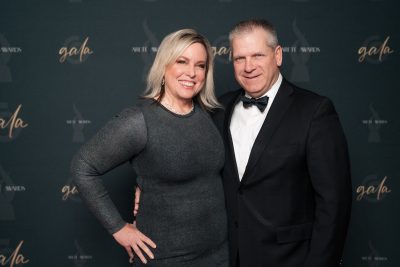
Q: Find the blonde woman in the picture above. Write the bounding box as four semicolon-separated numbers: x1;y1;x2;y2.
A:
71;29;228;266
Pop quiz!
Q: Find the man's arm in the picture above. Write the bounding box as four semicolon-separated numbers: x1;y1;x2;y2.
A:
304;98;352;267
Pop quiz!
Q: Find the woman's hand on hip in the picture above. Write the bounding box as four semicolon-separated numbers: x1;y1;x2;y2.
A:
112;223;156;264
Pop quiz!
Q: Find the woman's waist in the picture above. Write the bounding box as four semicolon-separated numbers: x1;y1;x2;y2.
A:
137;194;227;224
135;213;228;260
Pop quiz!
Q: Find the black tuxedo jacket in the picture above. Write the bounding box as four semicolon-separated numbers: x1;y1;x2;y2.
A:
213;79;352;267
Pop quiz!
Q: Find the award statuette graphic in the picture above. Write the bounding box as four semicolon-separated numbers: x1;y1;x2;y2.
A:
67;240;93;267
141;20;159;82
290;19;311;83
367;103;388;143
0;33;12;82
0;164;15;221
71;104;86;143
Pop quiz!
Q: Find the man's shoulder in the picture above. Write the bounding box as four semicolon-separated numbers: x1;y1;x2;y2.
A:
282;80;338;117
284;80;328;104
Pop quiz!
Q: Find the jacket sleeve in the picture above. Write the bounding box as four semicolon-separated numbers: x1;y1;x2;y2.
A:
304;98;352;267
70;107;147;234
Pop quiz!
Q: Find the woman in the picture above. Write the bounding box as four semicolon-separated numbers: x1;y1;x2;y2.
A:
71;29;228;266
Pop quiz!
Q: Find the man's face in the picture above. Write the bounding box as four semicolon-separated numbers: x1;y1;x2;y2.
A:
231;28;282;98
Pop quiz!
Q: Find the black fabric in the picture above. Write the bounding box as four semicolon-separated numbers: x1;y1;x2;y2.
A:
213;79;352;267
240;95;269;112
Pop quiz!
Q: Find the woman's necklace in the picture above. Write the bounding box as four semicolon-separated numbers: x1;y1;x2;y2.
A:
161;100;194;115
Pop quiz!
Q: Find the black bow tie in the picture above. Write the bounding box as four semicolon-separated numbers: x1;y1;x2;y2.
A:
241;95;269;112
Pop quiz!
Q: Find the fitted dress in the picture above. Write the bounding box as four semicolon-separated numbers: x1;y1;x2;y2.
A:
71;99;229;266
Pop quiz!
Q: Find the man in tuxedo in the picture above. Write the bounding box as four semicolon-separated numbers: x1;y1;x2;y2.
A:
213;19;352;267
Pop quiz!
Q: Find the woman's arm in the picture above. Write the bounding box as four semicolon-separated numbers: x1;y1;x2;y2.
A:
70;107;156;263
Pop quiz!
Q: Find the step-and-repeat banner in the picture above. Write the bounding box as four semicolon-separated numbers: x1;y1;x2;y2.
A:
1;0;399;266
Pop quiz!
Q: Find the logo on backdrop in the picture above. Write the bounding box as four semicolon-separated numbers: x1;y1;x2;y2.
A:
0;103;28;142
61;176;80;202
0;164;15;221
0;164;26;221
130;20;160;81
212;35;231;64
59;36;93;64
66;104;91;143
362;103;388;143
0;240;29;266
358;36;394;63
356;175;391;202
0;33;22;83
361;241;388;266
281;19;321;83
67;240;93;266
131;21;233;79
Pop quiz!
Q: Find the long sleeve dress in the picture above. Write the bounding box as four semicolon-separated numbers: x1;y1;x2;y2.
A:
71;99;229;267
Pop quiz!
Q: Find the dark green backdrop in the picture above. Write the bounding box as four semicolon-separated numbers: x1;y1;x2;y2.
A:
1;0;399;266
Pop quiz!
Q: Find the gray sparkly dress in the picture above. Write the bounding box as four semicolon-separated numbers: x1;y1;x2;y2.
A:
71;99;229;267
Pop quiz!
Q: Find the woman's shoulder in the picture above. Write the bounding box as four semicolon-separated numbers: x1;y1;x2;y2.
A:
115;106;143;121
116;98;155;116
110;102;154;132
103;106;147;145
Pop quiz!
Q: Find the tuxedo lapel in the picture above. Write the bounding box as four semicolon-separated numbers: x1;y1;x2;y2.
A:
240;80;294;184
223;91;243;185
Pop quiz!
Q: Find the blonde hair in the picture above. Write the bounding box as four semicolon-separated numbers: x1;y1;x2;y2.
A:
143;29;220;111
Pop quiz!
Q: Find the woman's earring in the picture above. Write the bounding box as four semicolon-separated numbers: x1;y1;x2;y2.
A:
161;77;165;86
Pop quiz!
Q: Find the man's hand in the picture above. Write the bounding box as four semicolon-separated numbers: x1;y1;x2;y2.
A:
133;186;141;218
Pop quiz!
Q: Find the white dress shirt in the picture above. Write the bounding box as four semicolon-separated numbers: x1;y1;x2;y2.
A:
230;73;282;181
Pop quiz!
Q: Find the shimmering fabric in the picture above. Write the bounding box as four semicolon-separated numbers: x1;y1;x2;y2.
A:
71;99;228;266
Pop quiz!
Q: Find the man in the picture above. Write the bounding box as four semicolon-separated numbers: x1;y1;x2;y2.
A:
212;19;352;267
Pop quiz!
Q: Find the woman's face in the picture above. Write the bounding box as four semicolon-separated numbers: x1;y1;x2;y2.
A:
164;42;207;103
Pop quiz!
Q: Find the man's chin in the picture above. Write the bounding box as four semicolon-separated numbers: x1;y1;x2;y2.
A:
243;88;264;97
